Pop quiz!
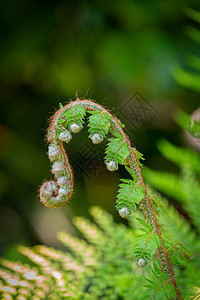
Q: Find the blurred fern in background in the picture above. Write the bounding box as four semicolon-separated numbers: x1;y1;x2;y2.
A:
173;7;200;92
0;203;195;299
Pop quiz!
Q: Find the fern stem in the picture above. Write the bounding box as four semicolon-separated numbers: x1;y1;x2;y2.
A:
41;98;182;299
128;152;182;299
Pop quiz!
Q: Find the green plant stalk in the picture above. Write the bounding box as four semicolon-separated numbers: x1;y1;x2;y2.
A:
40;98;182;299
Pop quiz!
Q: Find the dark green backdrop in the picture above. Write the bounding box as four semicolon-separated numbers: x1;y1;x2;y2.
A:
0;0;199;258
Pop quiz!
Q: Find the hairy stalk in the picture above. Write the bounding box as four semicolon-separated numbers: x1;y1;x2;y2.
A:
40;98;182;299
128;153;181;299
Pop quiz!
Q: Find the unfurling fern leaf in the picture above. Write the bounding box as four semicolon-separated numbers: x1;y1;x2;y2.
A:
134;218;161;265
88;110;111;143
116;179;145;217
61;105;86;133
38;97;187;299
105;137;130;171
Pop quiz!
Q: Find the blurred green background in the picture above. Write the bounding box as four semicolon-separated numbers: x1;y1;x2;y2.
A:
0;0;200;257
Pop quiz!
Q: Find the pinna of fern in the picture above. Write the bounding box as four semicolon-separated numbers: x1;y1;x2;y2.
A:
38;97;189;299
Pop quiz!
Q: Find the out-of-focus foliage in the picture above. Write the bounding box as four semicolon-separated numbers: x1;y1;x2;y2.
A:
144;137;200;232
144;134;200;298
173;8;200;92
0;204;197;299
174;110;200;139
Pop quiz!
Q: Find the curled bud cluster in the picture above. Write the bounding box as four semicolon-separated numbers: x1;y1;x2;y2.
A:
51;161;65;176
39;100;181;299
70;123;82;133
48;144;61;161
59;130;72;142
57;176;70;187
91;133;102;144
137;258;146;268
40;141;73;208
118;207;132;218
106;160;118;171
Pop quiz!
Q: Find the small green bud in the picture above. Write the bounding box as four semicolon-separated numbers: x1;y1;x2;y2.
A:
57;176;69;188
70;123;82;133
40;181;58;207
91;133;103;144
58;188;69;197
106;160;118;171
59;130;72;142
137;258;146;268
48;143;60;161
118;207;131;218
51;161;64;176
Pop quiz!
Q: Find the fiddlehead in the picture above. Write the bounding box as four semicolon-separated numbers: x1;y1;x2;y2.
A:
40;97;183;299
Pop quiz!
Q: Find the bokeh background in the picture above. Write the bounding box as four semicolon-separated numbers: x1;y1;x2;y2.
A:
0;0;200;258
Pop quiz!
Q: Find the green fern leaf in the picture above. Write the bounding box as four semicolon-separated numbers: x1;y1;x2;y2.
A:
88;110;111;140
166;241;191;265
62;105;86;128
105;137;130;165
174;110;200;139
116;179;145;213
144;263;176;300
133;220;161;262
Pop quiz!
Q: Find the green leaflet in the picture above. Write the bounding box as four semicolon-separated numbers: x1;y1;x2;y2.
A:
105;137;130;165
116;179;145;214
143;263;176;300
55;105;86;138
185;7;200;23
144;168;185;203
174;110;200;139
133;219;161;262
88;110;111;139
109;127;124;139
165;241;191;265
125;165;138;180
158;140;200;176
61;105;86;128
190;287;200;300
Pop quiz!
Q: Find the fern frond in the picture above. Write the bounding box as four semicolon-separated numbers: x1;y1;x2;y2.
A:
185;7;200;23
190;286;200;300
144;263;176;300
73;216;104;246
0;205;197;299
173;7;200;95
181;167;200;232
116;179;145;216
61;105;86;131
33;245;85;274
165;241;191;265
157;140;200;175
185;25;200;44
133;219;161;264
38;98;184;299
88;110;111;142
57;231;97;267
174;110;200;139
144;168;185;202
173;66;200;92
105;137;130;167
158;192;200;252
89;206;115;234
